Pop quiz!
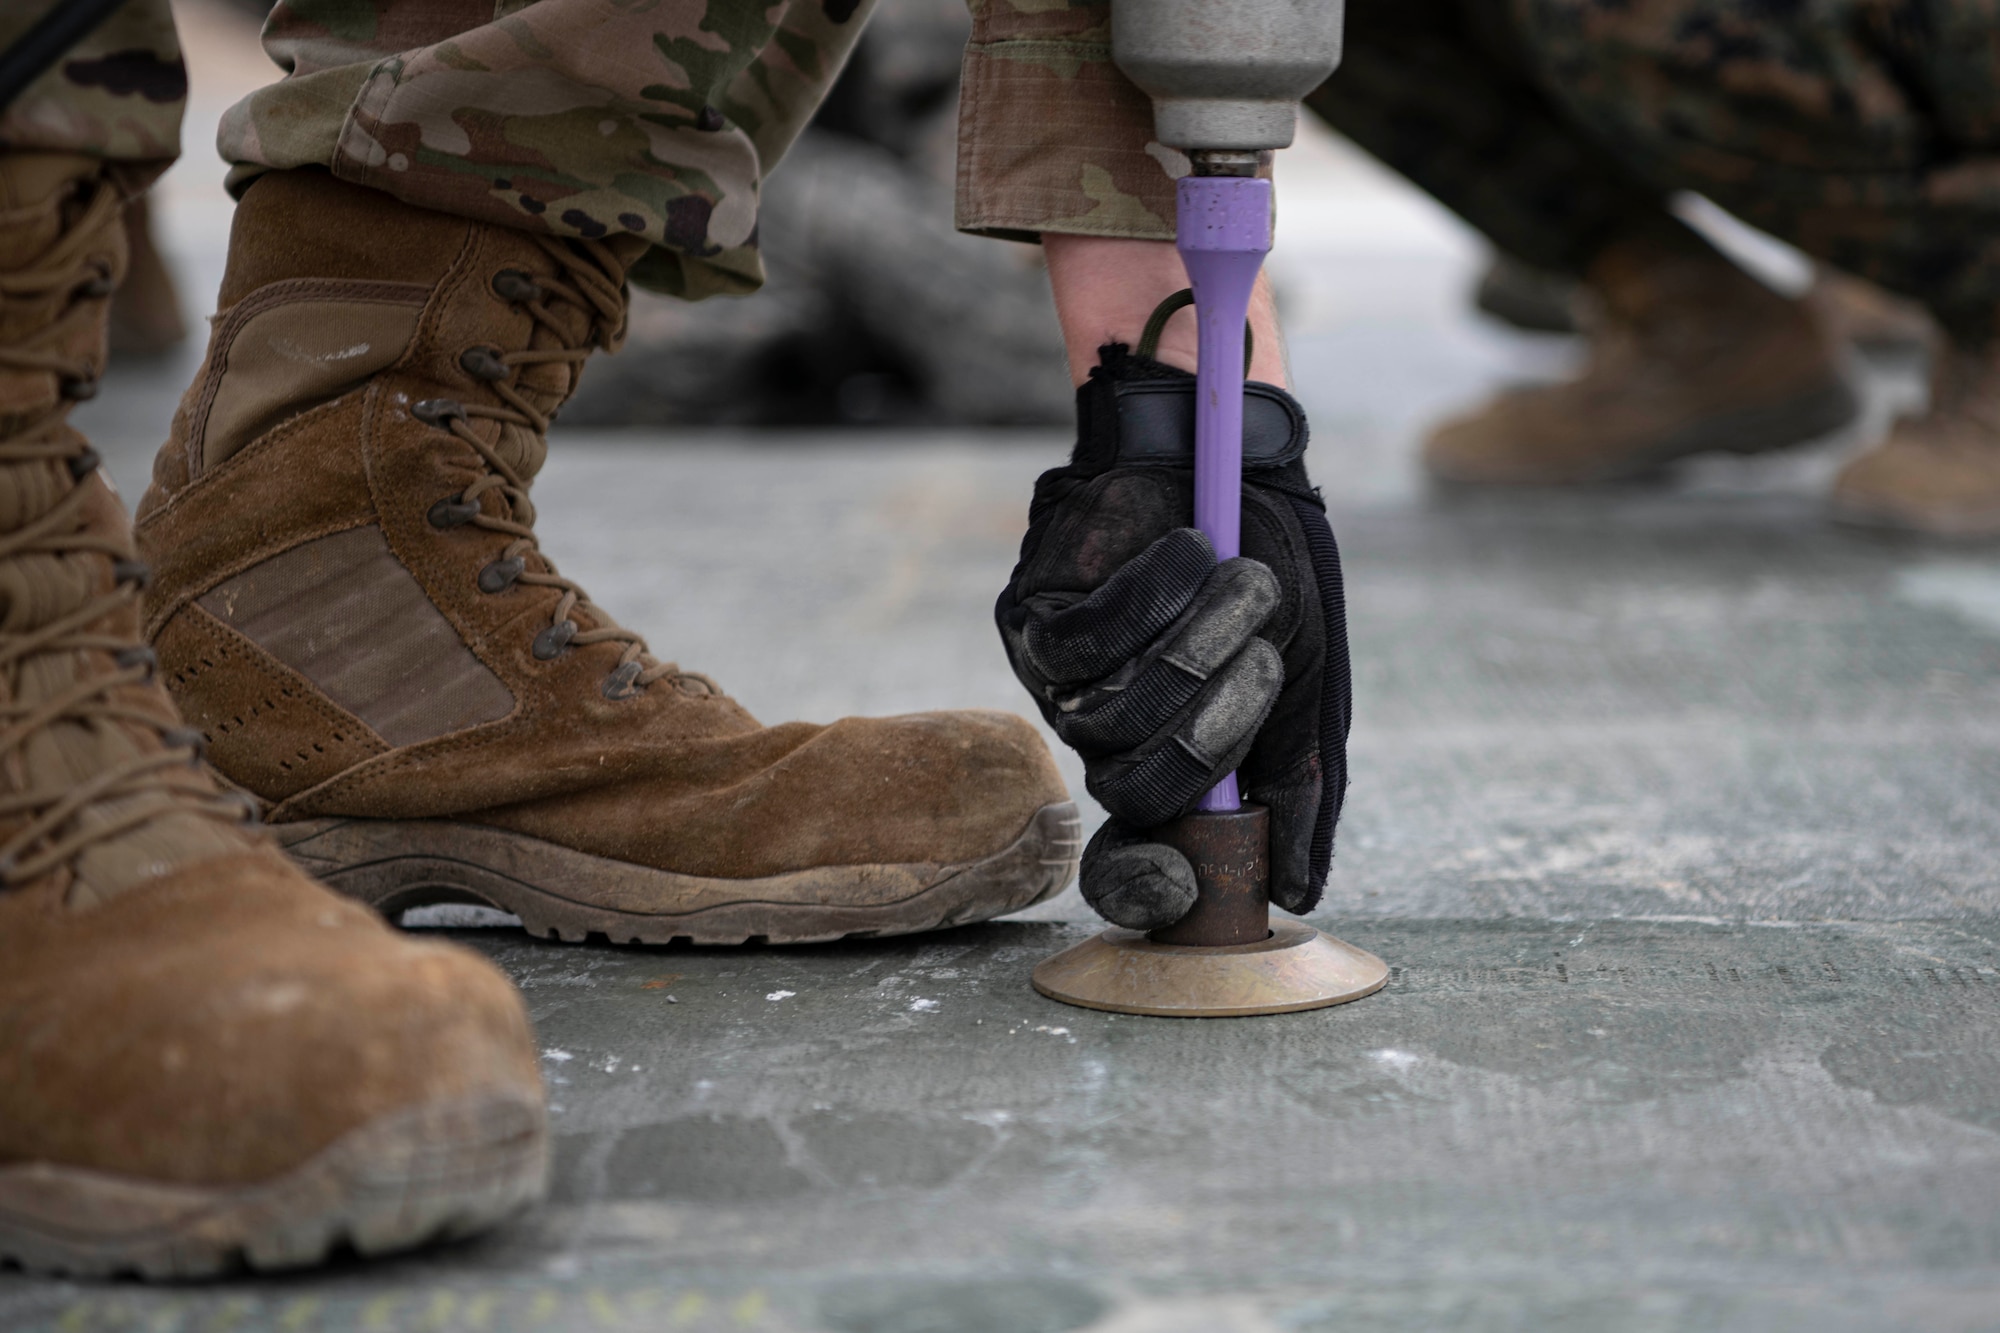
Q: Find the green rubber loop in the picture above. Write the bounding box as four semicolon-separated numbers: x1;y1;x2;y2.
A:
1136;288;1254;375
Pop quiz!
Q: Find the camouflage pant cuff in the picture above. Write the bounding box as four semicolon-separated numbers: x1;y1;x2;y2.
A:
0;0;183;175
955;39;1180;244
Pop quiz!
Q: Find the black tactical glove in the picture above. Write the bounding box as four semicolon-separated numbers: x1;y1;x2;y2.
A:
997;342;1351;931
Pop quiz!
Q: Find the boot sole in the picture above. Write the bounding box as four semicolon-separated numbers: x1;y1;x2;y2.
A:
0;1092;545;1280
1429;377;1861;485
274;801;1083;946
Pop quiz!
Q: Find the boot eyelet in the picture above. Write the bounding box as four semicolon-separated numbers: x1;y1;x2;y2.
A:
66;446;101;480
532;619;577;660
76;274;115;299
60;377;98;402
161;726;209;765
478;556;526;593
428;495;480;529
112;558;151;589
460;346;511;382
412;397;467;426
492;270;544;303
114;645;158;680
602;661;644;700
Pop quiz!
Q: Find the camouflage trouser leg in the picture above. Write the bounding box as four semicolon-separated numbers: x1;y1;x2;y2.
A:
958;0;2000;341
1518;0;2000;342
1304;0;1676;278
221;0;878;300
952;0;1684;261
0;1;185;192
955;0;1175;243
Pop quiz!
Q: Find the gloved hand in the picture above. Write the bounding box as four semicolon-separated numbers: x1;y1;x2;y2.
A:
997;341;1351;931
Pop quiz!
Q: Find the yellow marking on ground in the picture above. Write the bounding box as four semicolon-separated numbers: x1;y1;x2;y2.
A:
463;1291;502;1329
419;1290;460;1330
587;1289;625;1327
362;1293;405;1330
207;1296;256;1332
278;1296;324;1330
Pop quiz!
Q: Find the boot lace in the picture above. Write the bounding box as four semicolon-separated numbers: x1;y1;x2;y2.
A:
0;177;248;887
0;177;119;401
416;235;717;702
0;458;249;886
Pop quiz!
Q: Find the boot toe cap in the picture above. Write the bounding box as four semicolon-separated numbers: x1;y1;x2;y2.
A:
2;852;542;1189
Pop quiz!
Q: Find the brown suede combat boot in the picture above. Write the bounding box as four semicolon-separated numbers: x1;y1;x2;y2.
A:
0;156;546;1278
135;170;1079;946
1832;341;2000;537
1425;233;1858;484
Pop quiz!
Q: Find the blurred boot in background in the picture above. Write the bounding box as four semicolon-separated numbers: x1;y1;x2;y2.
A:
1472;252;1578;335
1428;225;1854;483
1309;0;2000;534
1476;250;1937;359
562;0;1070;428
1833;345;2000;535
1305;0;1861;488
1807;268;1937;359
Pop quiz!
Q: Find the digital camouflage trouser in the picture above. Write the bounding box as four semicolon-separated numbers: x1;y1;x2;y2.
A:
1302;0;2000;343
10;0;2000;336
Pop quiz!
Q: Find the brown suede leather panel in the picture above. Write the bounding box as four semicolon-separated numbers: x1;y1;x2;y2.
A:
0;844;540;1184
138;391;378;641
469;710;1066;877
191;279;427;477
156;604;389;803
199;525;515;747
218;169;471;312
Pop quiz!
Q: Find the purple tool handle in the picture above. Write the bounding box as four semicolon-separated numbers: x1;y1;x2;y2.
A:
1176;174;1272;813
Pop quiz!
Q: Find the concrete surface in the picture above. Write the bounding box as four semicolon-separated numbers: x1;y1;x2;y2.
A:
28;373;2000;1331
9;918;2000;1330
8;3;2000;1328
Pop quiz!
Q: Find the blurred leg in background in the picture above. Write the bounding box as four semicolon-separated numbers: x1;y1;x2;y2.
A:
1305;0;1862;491
1514;0;2000;536
565;0;1072;428
0;1;546;1279
1306;0;2000;537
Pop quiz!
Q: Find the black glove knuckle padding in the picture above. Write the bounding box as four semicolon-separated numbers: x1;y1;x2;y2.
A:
1079;819;1199;931
997;345;1353;926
